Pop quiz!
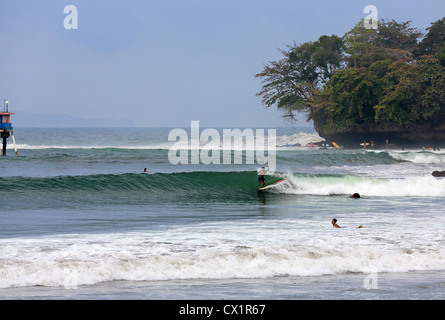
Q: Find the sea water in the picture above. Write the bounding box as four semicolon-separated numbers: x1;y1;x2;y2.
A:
0;127;444;299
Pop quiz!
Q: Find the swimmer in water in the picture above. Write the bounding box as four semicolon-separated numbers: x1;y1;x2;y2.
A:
349;193;361;198
331;218;364;228
331;218;342;228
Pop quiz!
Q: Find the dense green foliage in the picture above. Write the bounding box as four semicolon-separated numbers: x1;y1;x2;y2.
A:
255;17;445;132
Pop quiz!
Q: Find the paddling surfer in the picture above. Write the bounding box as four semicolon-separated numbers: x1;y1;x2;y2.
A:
331;218;342;228
349;193;361;198
256;166;269;189
331;218;364;229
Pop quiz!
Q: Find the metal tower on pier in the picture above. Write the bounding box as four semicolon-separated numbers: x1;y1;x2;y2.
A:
0;99;18;156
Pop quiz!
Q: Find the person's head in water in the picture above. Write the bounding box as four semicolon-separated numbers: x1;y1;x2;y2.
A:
350;193;361;198
331;218;342;228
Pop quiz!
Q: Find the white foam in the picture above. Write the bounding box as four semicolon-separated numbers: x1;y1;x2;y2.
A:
365;150;445;164
282;174;445;197
1;221;444;289
387;151;445;164
276;132;325;148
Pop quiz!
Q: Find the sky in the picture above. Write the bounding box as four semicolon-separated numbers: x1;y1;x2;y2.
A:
0;0;444;128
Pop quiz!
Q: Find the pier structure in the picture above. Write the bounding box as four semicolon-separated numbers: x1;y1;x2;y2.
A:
0;99;17;156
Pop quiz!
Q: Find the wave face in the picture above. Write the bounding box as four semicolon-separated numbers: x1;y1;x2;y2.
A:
2;170;444;210
0;172;272;210
0;171;258;194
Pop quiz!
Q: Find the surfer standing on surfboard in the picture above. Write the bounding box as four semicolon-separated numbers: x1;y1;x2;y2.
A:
256;166;269;189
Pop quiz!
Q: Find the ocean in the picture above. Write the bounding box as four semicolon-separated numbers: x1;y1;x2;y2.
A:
0;127;445;300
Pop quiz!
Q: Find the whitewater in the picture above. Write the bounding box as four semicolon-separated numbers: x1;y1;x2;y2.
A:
0;127;444;299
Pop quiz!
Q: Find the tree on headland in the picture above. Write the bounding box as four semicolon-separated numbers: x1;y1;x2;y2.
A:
374;56;445;127
343;19;421;68
256;17;445;136
254;35;344;122
415;17;445;57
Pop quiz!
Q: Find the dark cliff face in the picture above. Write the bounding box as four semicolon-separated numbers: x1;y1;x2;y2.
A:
313;121;445;148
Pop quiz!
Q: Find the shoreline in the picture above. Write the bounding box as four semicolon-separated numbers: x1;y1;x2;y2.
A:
1;269;444;300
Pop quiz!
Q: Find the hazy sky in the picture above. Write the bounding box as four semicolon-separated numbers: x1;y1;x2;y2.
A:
1;0;444;127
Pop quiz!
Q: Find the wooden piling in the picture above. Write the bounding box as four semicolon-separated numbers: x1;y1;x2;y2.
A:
1;133;7;156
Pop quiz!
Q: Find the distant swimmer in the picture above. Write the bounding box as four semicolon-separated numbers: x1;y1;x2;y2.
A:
143;168;149;173
331;218;363;229
349;193;361;198
256;166;269;189
331;218;342;228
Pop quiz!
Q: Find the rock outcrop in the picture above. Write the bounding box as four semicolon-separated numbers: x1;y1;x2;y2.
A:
313;121;445;148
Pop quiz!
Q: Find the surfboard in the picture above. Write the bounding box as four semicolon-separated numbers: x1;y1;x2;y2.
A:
332;142;340;149
258;178;286;191
306;143;318;148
